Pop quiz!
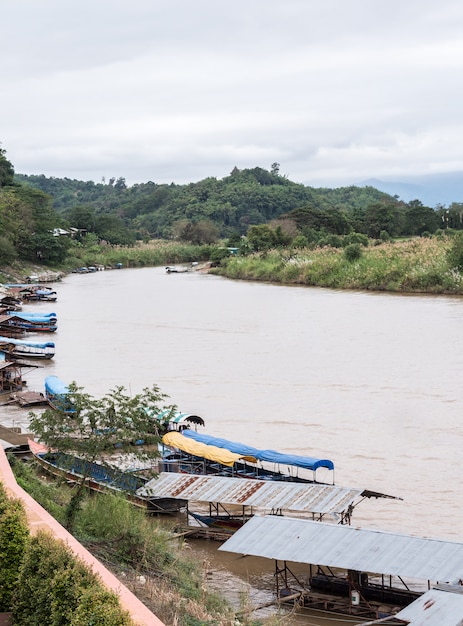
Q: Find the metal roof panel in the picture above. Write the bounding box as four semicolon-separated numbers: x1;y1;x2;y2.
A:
218;516;463;582
137;473;362;515
389;586;463;625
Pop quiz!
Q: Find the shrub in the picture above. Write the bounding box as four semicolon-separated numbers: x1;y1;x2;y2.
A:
291;234;309;249
343;232;369;247
343;243;363;262
446;232;463;269
70;589;133;626
12;529;135;625
0;495;29;610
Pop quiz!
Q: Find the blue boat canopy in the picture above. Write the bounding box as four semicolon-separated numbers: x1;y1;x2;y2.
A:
0;336;55;349
182;430;334;472
45;375;70;396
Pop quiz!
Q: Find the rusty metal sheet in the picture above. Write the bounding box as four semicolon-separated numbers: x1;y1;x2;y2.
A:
388;586;463;625
136;473;362;515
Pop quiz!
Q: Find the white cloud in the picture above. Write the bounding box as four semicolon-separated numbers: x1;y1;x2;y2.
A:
2;0;463;187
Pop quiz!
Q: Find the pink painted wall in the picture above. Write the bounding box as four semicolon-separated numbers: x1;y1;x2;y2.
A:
0;447;164;626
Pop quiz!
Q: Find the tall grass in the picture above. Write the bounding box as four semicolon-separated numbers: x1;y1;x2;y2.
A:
215;238;461;294
63;240;213;270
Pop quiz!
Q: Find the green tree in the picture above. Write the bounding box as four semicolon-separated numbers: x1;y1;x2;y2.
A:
403;200;439;236
29;384;171;531
247;224;277;251
0;145;15;187
364;201;403;238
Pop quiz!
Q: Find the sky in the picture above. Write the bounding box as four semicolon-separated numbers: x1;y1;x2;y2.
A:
3;0;463;189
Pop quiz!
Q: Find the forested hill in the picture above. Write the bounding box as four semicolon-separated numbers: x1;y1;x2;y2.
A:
15;167;396;239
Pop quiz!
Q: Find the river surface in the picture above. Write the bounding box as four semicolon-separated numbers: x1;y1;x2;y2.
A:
2;266;463;624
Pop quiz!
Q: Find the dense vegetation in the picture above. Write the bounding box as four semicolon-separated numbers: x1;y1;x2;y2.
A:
0;480;135;625
9;459;269;626
10;151;463;251
3;141;463;294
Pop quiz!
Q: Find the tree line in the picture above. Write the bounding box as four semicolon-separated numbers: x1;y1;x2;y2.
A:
2;143;463;267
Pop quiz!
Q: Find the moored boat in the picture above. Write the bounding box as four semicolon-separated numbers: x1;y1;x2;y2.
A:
0;314;57;333
0;336;55;359
159;429;335;484
28;439;185;514
44;375;76;414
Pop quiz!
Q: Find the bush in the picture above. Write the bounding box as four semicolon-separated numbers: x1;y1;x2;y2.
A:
12;530;134;626
0;492;29;611
70;589;132;626
343;232;369;247
446;232;463;269
291;234;309;249
343;243;363;262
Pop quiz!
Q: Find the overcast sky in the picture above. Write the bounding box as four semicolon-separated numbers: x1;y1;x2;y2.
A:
2;0;463;188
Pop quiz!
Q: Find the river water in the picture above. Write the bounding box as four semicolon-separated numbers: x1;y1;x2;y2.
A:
2;266;463;623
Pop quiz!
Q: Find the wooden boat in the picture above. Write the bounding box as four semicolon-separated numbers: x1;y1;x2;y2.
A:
44;376;75;414
188;511;250;532
3;285;57;302
0;314;57;333
160;430;335;485
28;440;186;514
0;336;55;359
165;266;189;274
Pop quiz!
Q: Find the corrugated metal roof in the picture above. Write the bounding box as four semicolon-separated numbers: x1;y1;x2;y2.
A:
137;473;362;515
218;516;463;582
384;586;463;626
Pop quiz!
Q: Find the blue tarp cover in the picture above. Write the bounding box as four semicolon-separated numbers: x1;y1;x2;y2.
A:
182;430;334;471
45;375;70;396
0;336;55;348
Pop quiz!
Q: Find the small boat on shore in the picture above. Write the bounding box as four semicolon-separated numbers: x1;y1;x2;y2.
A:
165;265;189;274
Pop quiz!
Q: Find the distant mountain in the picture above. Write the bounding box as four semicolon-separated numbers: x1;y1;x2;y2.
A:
361;172;463;207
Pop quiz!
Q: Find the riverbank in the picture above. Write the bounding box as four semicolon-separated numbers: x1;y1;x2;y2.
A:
1;236;462;295
211;237;463;294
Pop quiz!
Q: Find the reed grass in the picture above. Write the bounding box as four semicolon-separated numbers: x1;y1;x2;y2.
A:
63;240;212;270
214;238;462;294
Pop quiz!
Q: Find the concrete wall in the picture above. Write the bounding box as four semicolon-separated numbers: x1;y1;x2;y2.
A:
0;447;164;626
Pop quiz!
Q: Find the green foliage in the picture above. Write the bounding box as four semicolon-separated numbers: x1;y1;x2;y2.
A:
343;231;369;247
0;492;29;611
0;235;16;264
172;219;219;244
211;239;456;293
12;530;133;626
0;145;15;187
70;589;133;626
343;243;363;262
29;383;169;530
446;232;463;269
16;168;398;241
291;234;309;248
10;457;69;523
209;247;232;265
247;224;277;251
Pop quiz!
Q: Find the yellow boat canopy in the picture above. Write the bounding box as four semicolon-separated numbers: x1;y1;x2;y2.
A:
162;432;257;467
